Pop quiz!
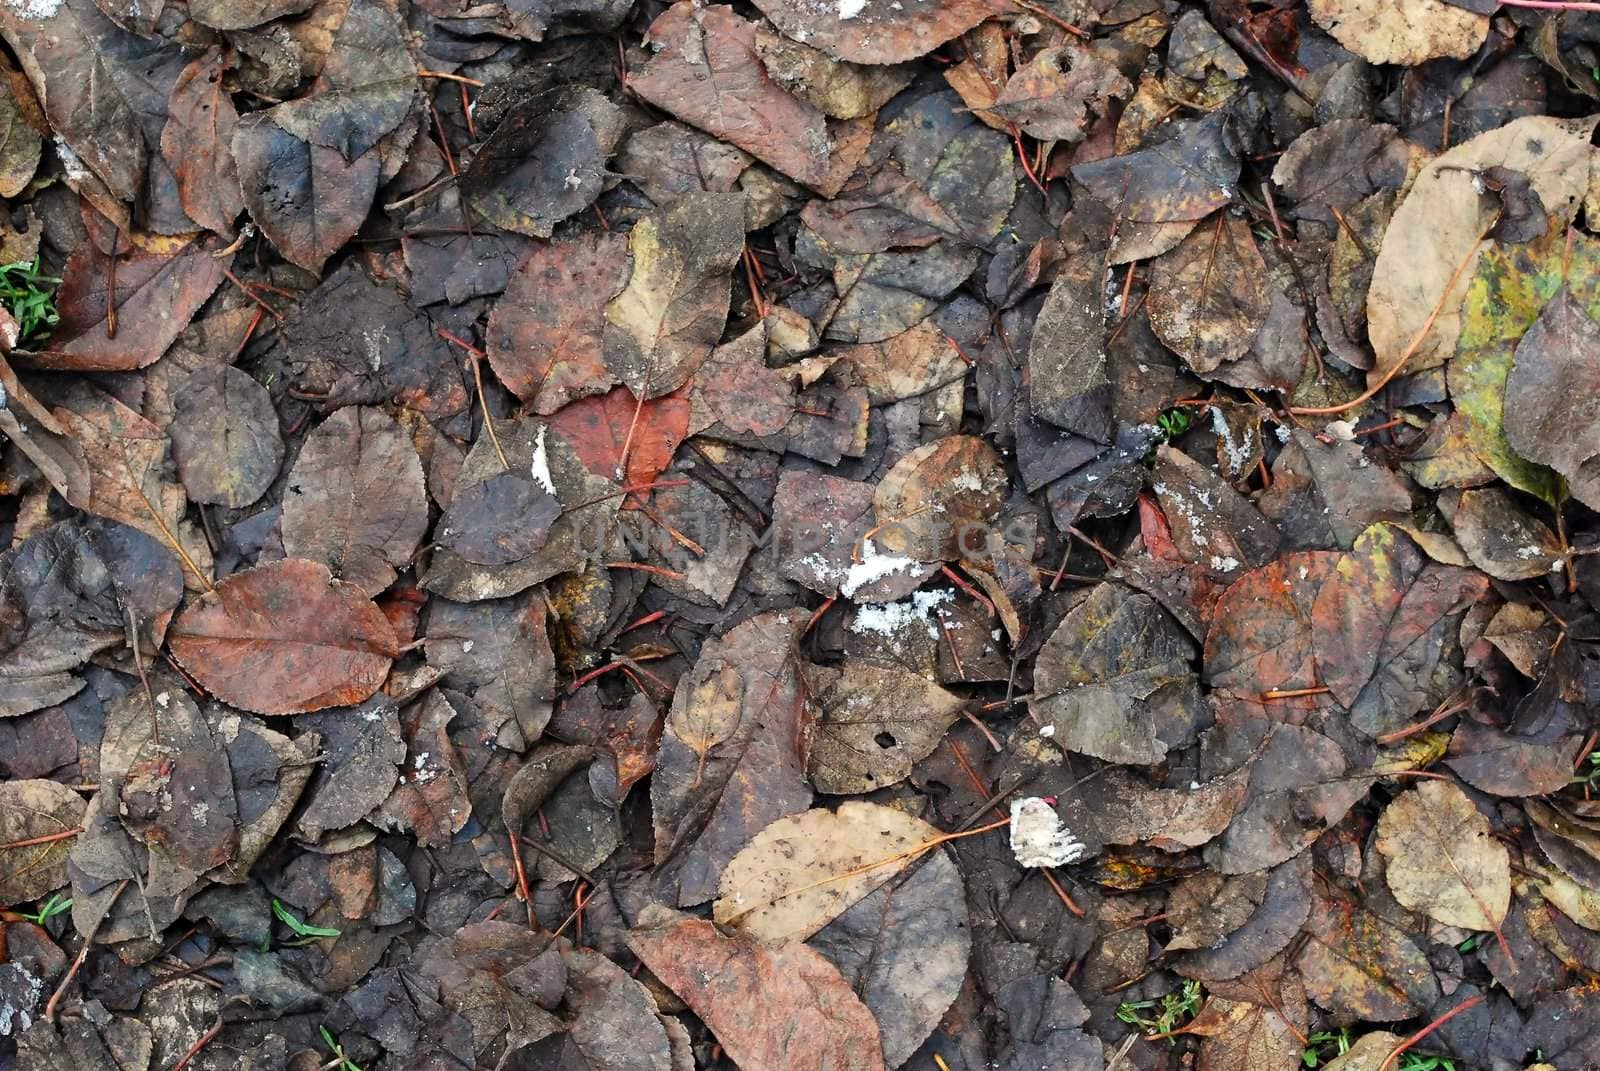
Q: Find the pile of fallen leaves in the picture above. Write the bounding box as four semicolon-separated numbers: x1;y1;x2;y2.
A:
4;0;1600;1066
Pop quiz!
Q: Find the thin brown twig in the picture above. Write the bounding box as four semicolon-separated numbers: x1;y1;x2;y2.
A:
418;68;485;86
173;1015;225;1071
1377;996;1483;1071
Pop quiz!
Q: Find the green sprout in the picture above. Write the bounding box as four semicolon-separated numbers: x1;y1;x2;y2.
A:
17;892;72;925
0;258;61;345
1115;979;1204;1043
272;898;342;943
1155;407;1193;441
319;1027;365;1071
1572;750;1600;794
1302;1027;1352;1068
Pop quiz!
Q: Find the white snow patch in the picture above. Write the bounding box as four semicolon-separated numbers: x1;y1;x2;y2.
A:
1038;724;1055;738
849;589;953;642
838;0;867;17
841;539;919;597
530;425;558;496
1275;425;1292;444
461;639;475;653
1211;406;1256;477
1209;555;1240;573
11;0;62;19
1009;797;1087;868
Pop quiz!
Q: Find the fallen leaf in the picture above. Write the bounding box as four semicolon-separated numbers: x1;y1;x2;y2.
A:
168;558;399;716
809;844;968;1068
1147;216;1270;375
1450;486;1562;581
873;434;1008;561
37;237;229;372
989;45;1130;143
1030;583;1209;764
627;909;886;1071
168;364;284;508
806;662;963;794
1204;551;1342;701
461;86;623;238
425;591;556;749
1026;249;1114;439
602;191;746;399
294;697;406;841
280;406;430;597
1295;891;1439;1019
1374;779;1510;931
160;48;245;235
546;385;690;489
0;74;40;198
0;778;86;905
1257;430;1412;551
1503;288;1600;511
234;112;380;274
749;0;1007;65
631;3;829;187
1307;0;1488;65
485;232;629;413
652;611;812;906
713;801;942;942
1367;115;1595;379
374;689;472;847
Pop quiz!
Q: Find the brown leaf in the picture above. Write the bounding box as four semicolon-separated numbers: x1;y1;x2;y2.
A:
873;434;1008;561
234;111;380;274
749;0;1008;64
1204;551;1342;701
168;558;399;716
546;385;689;489
627;909;886;1071
1374;779;1510;931
374;690;472;847
602;191;745;399
713;801;941;942
632;3;829;187
808;843;968;1068
160;48;245;235
1026;249;1114;439
1306;0;1488;65
689;325;795;438
188;0;314;29
294;697;406;841
1366;116;1594;378
652;611;812;906
485;232;629;414
1270;119;1408;225
1147;216;1271;375
1031;583;1209;764
753;28;913;120
280;406;430;597
1151;445;1280;579
1311;524;1487;735
0;73;39;199
461;86;624;238
35;238;229;372
1257;429;1412;551
1295;891;1439;1019
989;45;1130;144
169;364;284;509
425;591;557;749
0;778;86;905
806;662;963;794
771;469;937;602
1449;486;1562;581
1504;288;1600;511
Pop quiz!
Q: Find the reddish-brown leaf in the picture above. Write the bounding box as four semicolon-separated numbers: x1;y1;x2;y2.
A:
160;48;245;236
627;910;886;1071
750;0;1008;65
546;385;689;490
632;3;830;187
33;238;230;371
168;557;399;715
485;232;629;414
1203;551;1342;703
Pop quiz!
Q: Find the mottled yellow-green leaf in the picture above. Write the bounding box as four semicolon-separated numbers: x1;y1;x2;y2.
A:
1448;226;1600;504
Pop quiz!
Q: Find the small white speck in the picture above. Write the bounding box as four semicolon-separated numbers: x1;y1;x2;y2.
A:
461;639;475;653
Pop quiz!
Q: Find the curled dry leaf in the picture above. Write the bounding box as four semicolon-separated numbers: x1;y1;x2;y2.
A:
627;909;886;1071
168;557;400;715
713;801;942;942
1374;778;1510;932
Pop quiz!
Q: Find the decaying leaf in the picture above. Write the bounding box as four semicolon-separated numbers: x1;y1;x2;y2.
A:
1374;779;1510;931
628;908;886;1071
168;364;284;508
0;778;86;905
713;801;942;942
168;558;399;715
1307;0;1489;65
1147;216;1270;375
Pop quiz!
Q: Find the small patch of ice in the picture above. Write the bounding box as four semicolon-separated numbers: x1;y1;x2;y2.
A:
838;0;867;18
849;589;953;642
1009;797;1087;868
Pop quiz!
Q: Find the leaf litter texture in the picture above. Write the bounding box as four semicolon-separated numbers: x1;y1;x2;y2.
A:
13;1;1600;1066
